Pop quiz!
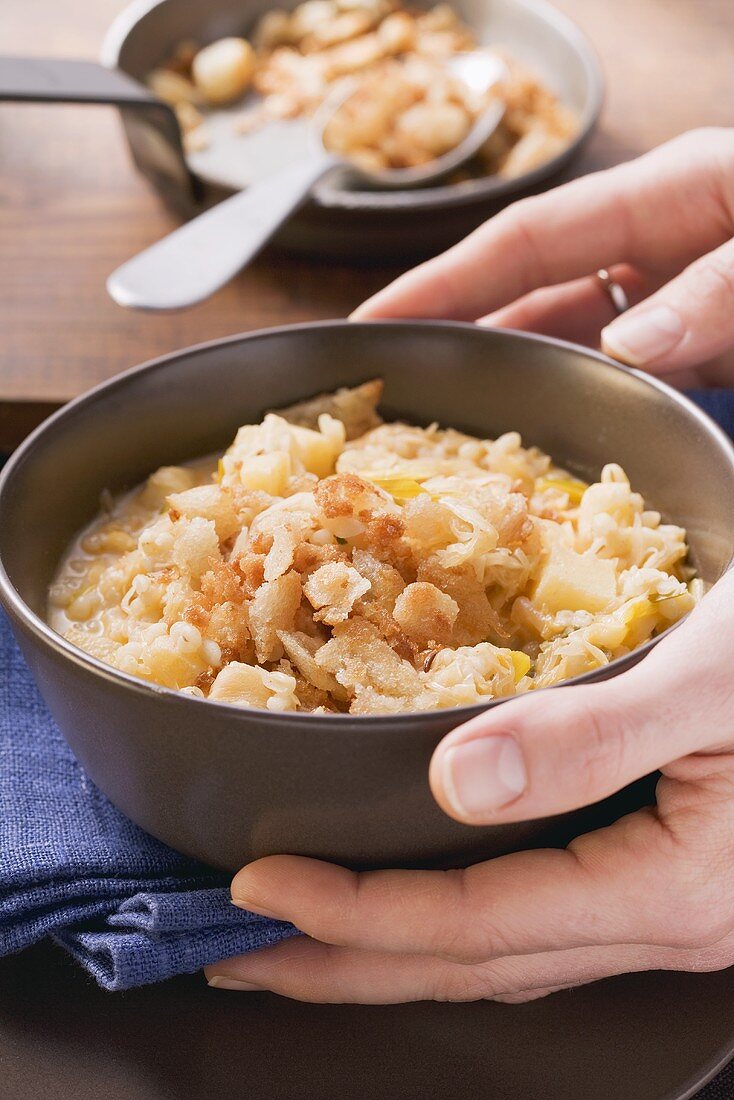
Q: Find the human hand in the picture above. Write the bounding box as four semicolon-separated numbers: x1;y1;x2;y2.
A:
353;128;734;389
205;568;734;1003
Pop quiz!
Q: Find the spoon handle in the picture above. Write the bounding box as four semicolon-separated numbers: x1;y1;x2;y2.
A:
107;151;338;311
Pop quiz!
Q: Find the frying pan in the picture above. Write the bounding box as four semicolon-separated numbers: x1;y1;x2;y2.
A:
0;0;603;258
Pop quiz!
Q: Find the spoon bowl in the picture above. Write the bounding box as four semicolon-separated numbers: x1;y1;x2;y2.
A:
313;51;509;191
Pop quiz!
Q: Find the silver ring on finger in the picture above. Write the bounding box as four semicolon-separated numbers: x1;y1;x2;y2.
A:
596;268;630;315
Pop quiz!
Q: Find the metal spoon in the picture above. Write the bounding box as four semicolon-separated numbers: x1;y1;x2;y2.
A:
107;51;508;311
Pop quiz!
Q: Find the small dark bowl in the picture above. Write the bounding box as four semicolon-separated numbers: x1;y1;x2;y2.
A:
103;0;603;260
1;322;733;872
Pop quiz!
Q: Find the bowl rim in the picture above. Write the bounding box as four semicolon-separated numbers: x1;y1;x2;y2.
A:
2;318;733;729
100;0;605;213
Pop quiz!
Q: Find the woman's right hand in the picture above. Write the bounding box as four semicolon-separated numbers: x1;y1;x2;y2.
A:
353;128;734;389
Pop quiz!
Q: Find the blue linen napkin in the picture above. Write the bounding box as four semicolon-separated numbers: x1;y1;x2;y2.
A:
687;388;734;439
1;389;732;992
0;611;298;991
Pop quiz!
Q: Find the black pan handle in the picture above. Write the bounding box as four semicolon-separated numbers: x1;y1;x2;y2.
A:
0;57;200;213
0;56;164;106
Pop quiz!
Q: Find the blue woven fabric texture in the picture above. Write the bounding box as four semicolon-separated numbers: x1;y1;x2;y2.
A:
0;612;297;991
1;389;732;993
687;388;734;439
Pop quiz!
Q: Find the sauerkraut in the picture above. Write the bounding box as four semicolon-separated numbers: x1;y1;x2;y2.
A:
48;380;699;714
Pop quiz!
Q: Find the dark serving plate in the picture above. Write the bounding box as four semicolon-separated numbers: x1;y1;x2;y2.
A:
1;321;733;872
1;942;733;1100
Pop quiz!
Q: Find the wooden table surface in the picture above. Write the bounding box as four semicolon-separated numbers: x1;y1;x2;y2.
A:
2;0;734;450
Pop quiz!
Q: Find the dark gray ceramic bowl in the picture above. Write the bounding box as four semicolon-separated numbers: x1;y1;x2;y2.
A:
1;322;733;872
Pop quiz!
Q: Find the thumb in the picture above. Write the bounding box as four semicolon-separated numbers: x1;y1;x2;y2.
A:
429;573;734;825
429;671;668;825
601;236;734;373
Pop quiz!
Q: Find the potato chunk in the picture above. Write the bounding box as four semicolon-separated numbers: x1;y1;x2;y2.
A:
396;101;471;157
289;416;346;478
209;662;299;711
238;452;291;496
191;37;255;105
533;545;617;614
167;484;240;541
141;465;198;509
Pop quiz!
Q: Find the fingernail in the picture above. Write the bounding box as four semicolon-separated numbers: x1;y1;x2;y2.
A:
442;736;527;818
601;305;684;366
231;897;281;919
207;975;263;991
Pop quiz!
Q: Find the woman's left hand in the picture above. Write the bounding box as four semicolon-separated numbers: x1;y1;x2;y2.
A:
206;569;734;1003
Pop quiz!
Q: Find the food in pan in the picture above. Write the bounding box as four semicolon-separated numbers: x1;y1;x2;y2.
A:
148;1;577;177
47;381;699;716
